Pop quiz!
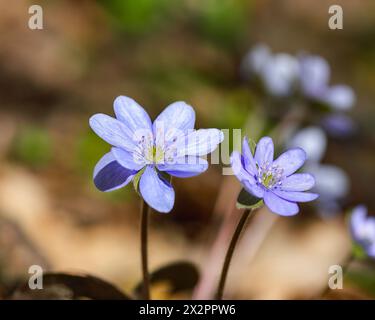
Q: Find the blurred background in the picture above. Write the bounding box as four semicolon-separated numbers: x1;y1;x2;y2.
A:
0;0;375;299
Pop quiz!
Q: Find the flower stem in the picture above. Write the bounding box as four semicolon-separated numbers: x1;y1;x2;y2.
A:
216;208;255;300
140;200;150;300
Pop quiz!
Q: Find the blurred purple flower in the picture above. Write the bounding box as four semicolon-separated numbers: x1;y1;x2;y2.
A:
90;96;224;213
350;205;375;258
299;54;330;99
321;113;357;138
288;126;350;217
323;85;355;111
288;126;327;163
261;53;299;97
241;44;299;97
231;137;318;216
309;164;350;215
298;54;356;110
240;43;271;79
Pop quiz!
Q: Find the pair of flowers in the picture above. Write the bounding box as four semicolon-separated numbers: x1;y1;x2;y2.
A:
90;96;318;215
242;44;356;111
90;96;375;298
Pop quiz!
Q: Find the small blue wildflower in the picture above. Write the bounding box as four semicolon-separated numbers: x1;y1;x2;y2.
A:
231;137;318;216
240;43;271;79
350;205;375;259
321;113;357;138
299;54;356;110
288;126;350;217
261;53;299;97
241;44;299;97
90;96;224;213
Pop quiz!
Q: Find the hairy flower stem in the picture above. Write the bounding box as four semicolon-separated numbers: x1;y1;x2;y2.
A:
140;200;151;300
216;208;255;300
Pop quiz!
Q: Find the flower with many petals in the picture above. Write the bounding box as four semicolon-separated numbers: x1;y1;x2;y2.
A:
90;96;224;213
231;137;318;216
350;205;375;259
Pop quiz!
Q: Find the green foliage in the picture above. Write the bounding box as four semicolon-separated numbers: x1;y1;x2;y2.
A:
196;0;250;48
12;126;52;168
98;0;170;35
352;243;367;260
76;130;109;177
347;269;375;297
212;90;253;129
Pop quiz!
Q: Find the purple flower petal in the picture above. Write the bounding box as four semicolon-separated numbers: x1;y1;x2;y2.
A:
178;129;224;157
157;156;208;178
113;96;152;132
242;137;257;175
280;173;315;192
139;166;175;213
254;136;274;166
367;245;375;259
231;151;264;198
89;114;136;152
273;190;319;202
273;148;306;176
261;53;299;97
243;180;265;198
299;55;330;98
112;147;145;170
309;164;349;199
350;205;375;257
264;190;299;216
323;85;355;111
288;126;327;163
321;114;357;138
350;205;368;242
231;151;256;185
153;101;195;135
240;43;271;78
93;152;136;192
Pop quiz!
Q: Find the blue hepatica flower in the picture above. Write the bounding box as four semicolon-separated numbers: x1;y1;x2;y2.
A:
89;96;224;213
288;126;350;217
241;44;299;97
321;113;357;138
350;205;375;259
241;45;356;110
231;137;318;216
298;54;356;111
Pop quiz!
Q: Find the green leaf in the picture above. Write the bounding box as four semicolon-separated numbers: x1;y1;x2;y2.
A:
352;243;367;260
133;167;146;193
236;188;263;210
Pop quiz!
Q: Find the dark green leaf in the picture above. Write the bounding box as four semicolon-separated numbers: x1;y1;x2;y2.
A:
236;188;263;210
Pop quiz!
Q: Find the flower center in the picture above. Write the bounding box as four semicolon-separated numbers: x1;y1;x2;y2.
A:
144;145;165;164
257;163;284;189
133;130;181;165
